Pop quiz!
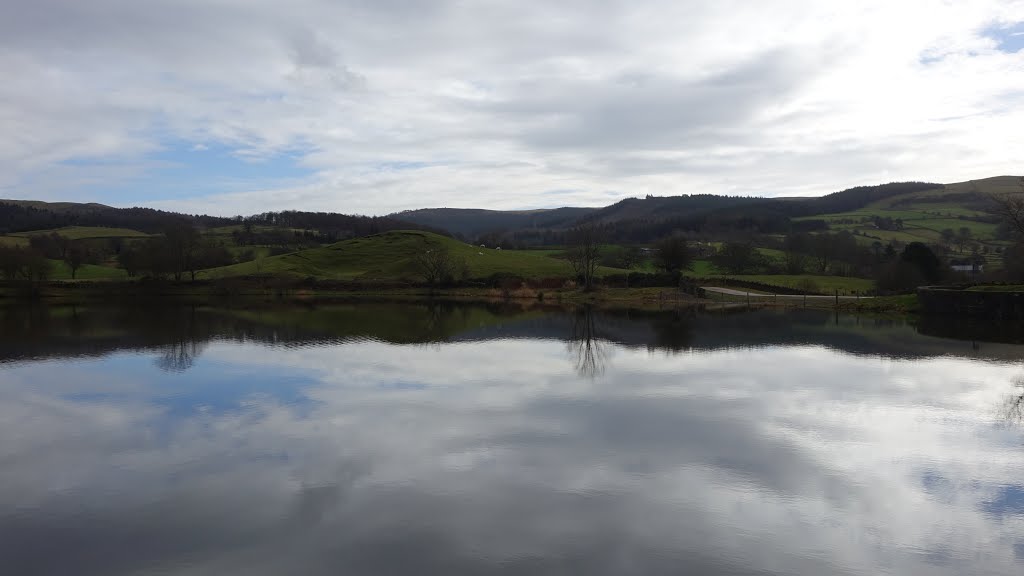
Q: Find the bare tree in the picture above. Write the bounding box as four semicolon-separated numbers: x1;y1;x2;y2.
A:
988;177;1024;240
955;227;973;253
940;228;955;246
566;224;601;290
167;223;202;281
413;245;464;286
64;241;88;280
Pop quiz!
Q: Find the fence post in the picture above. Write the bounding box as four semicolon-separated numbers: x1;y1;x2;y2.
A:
835;289;839;308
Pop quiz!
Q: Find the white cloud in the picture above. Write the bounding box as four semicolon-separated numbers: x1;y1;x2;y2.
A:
1;0;1023;214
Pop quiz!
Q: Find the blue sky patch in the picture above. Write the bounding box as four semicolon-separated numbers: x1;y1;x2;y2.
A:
51;140;317;206
985;21;1024;53
144;141;315;197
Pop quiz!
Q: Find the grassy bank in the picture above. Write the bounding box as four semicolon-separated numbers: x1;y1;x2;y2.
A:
0;278;921;314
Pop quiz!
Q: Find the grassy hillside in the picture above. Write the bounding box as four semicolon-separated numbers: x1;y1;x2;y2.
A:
0;236;28;247
799;176;1019;250
203;230;625;281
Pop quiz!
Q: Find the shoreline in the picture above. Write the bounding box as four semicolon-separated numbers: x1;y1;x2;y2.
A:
0;279;919;314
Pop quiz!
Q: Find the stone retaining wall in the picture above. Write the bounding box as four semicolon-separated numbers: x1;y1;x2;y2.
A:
917;286;1024;321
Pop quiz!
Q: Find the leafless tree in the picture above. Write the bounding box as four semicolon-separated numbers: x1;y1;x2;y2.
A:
566;224;601;290
64;241;88;280
413;245;465;286
988;177;1024;240
954;227;973;253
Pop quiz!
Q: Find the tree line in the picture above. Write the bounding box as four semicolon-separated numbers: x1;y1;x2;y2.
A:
0;202;232;235
0;223;240;282
116;224;235;280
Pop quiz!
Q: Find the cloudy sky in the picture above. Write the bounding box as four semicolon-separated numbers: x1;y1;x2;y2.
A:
1;0;1023;216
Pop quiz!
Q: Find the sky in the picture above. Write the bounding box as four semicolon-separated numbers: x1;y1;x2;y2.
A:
1;0;1023;216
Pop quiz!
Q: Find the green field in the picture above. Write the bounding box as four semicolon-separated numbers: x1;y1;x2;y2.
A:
203;230;627;281
48;260;128;280
688;260;718;277
792;177;1021;249
0;236;28;247
967;285;1024;292
10;226;151;240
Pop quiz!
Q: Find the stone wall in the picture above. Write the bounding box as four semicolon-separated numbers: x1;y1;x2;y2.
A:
917;286;1024;322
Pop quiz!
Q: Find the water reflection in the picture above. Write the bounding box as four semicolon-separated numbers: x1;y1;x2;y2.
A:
569;307;607;378
1003;375;1024;425
1;302;1024;575
3;302;1022;370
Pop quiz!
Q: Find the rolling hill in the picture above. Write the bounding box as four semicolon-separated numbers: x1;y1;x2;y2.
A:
393;177;1022;244
203;230;624;281
3;175;1020;287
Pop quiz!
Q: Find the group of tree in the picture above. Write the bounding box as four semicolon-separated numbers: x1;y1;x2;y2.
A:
117;223;235;280
230;225;323;251
567;228;696;287
653;235;692;273
0;245;51;283
875;242;947;292
939;227;975;253
24;232;105;279
871;216;904;231
240;210;445;244
713;242;765;274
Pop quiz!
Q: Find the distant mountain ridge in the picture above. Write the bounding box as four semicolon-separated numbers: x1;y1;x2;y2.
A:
3;175;1019;244
0;200;437;238
390;181;944;241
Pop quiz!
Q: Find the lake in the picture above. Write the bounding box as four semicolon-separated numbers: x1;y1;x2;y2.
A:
2;302;1024;575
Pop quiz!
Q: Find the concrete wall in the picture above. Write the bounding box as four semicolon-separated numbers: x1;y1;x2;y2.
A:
917;287;1024;322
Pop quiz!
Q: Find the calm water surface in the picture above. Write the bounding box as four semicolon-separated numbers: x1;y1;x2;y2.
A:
2;303;1024;575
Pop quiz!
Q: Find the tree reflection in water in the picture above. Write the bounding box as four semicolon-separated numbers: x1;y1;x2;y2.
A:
152;305;208;372
568;307;607;378
156;339;208;372
1003;375;1024;425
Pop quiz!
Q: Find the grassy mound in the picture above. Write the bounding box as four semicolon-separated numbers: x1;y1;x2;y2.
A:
203;230;617;281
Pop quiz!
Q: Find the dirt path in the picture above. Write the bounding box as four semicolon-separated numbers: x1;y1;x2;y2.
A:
702;287;872;300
